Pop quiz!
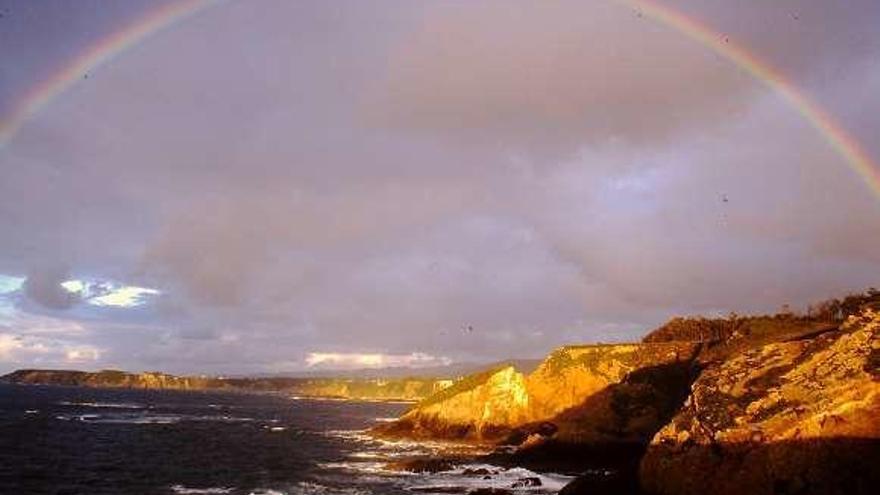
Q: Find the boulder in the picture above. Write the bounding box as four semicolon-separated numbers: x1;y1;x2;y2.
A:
510;476;541;488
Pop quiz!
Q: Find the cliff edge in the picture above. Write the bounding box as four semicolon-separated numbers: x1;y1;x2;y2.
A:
374;342;700;443
639;309;880;495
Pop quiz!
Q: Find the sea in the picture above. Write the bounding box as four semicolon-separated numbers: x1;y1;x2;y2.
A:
0;384;572;495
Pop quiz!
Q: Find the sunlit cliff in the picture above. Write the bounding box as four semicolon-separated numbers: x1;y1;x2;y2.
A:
374;341;700;441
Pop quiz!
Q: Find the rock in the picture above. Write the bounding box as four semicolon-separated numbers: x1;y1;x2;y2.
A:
374;342;700;442
510;476;542;488
640;309;880;495
559;470;638;495
462;467;493;476
517;433;547;450
409;487;470;493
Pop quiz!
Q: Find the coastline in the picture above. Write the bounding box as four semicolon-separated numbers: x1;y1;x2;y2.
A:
5;293;879;494
369;305;880;494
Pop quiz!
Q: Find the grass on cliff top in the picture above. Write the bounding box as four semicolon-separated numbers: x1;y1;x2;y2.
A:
643;288;880;345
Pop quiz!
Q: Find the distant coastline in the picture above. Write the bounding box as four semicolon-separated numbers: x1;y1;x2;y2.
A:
5;289;879;494
0;368;455;402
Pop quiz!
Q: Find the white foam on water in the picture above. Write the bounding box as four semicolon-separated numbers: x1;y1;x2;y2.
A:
170;485;234;494
52;411;265;425
317;461;398;476
292;481;372;494
320;429;370;441
372;417;398;423
54;412;181;424
247;482;372;495
55;413;102;421
191;415;257;423
88;415;182;424
57;401;147;409
24;409;39;414
400;464;574;494
316;428;571;495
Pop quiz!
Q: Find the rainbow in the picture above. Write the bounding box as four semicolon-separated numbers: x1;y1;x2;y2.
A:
1;0;877;200
623;0;880;198
0;0;217;149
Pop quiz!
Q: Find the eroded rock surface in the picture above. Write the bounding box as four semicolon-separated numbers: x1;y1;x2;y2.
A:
639;309;880;495
375;342;700;442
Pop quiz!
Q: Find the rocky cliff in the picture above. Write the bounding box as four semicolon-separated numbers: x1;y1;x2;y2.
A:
639;309;880;495
0;369;453;401
2;369;223;390
374;342;700;442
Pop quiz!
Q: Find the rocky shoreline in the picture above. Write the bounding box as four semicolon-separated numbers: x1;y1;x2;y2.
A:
373;302;880;494
5;293;878;493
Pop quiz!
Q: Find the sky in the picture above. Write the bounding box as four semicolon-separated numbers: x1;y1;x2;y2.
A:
0;0;879;375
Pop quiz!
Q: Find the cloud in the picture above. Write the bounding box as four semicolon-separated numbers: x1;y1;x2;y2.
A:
88;286;159;307
0;310;86;336
305;352;452;369
59;278;160;308
0;332;101;366
140;181;478;306
24;266;79;310
372;0;754;146
64;346;101;363
0;1;877;374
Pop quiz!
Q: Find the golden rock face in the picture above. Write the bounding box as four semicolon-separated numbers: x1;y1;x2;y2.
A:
384;342;700;441
639;309;880;495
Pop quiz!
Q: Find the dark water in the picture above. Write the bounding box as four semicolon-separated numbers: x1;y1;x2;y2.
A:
0;384;571;495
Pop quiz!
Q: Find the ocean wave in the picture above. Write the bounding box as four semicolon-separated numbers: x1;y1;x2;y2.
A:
170;485;234;494
55;413;181;424
318;454;573;494
401;464;574;494
317;461;407;476
53;412;265;425
57;401;147;409
247;482;372;495
320;429;370;440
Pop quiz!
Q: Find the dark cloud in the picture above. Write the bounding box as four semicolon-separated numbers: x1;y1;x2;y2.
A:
23;265;78;310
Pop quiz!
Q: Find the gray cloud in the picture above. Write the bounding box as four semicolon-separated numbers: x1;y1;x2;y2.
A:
0;0;878;374
23;265;78;310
